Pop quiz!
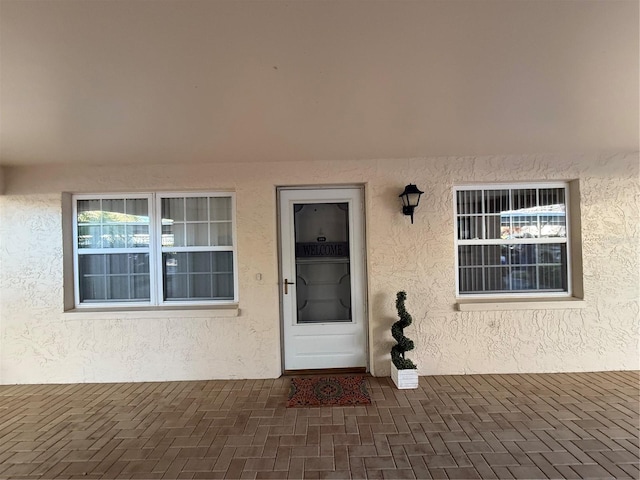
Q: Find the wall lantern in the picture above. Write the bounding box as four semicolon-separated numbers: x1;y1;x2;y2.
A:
399;184;424;224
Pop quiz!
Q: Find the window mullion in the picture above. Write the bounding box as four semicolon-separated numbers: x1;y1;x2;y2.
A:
102;254;108;302
458;238;566;246
208;197;212;247
128;256;133;301
480;189;485;240
152;193;162;305
480;185;485;293
161;246;233;252
480;248;483;293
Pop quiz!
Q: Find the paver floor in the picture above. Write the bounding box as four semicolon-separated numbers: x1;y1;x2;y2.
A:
0;371;638;479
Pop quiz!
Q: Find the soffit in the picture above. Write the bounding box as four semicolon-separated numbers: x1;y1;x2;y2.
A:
0;0;637;166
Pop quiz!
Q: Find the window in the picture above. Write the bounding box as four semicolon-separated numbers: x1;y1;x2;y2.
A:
454;183;570;296
73;192;236;307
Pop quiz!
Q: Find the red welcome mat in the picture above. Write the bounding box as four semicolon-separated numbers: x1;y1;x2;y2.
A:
286;375;372;407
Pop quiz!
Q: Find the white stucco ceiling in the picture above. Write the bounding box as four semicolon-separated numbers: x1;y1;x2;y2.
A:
0;0;637;167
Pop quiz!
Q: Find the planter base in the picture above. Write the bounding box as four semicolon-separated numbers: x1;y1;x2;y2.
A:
391;364;419;389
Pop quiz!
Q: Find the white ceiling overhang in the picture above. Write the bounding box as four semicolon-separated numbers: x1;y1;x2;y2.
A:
0;0;638;167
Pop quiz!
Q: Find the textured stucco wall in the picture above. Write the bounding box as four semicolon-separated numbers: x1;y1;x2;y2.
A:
0;153;638;384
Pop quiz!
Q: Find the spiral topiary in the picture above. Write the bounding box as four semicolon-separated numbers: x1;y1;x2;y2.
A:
391;291;417;370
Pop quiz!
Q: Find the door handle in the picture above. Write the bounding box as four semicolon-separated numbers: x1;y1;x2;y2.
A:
283;278;295;295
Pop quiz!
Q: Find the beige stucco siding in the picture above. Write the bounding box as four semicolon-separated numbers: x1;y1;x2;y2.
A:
0;152;638;384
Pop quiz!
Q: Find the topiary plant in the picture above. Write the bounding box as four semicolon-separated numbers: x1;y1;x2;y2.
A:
391;291;417;370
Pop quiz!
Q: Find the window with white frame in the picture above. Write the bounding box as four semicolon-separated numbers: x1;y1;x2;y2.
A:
454;183;570;296
73;192;236;307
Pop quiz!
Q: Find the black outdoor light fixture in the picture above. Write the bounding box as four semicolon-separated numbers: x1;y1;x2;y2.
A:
399;184;424;224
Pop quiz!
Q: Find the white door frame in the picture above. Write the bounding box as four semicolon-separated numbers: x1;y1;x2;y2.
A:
277;185;369;373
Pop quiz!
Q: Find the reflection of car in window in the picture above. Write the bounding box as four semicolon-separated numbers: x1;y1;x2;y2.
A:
500;208;566;239
501;239;562;266
539;244;562;264
165;256;178;275
502;242;562;266
500;234;564;291
505;268;532;290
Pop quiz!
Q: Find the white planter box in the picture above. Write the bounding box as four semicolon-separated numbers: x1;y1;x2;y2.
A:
391;363;419;389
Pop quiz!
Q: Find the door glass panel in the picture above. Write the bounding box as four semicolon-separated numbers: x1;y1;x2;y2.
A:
294;202;351;323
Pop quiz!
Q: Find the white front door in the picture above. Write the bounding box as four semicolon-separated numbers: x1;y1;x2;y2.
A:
279;187;368;371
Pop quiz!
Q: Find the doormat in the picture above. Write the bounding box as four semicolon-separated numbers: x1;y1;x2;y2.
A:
286;376;372;407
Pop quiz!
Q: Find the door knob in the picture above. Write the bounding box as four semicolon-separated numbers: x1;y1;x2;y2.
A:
283;278;295;295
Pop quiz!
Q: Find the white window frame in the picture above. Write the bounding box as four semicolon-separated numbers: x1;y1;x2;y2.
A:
155;192;238;307
454;182;572;299
72;192;238;308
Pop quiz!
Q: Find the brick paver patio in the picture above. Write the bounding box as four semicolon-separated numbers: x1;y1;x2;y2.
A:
0;371;638;479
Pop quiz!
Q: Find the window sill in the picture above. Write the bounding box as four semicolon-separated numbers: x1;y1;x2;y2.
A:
63;304;240;319
455;297;586;312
